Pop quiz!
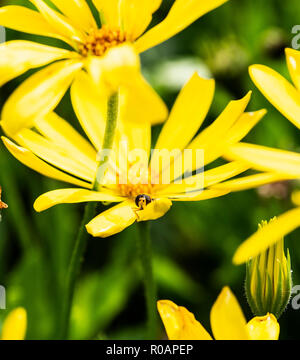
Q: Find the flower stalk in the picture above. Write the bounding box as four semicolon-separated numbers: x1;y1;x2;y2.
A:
61;201;97;339
61;92;119;339
94;92;119;191
137;221;158;340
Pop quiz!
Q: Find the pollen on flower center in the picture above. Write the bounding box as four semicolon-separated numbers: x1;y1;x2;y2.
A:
118;183;153;200
79;25;126;57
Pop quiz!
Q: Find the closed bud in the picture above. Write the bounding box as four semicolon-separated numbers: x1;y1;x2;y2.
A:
245;218;292;318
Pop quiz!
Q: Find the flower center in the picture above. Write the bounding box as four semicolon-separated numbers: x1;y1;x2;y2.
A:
118;183;153;200
79;25;126;57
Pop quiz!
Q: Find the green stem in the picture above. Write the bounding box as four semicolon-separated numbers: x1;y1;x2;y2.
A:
94;92;119;191
61;202;96;339
137;221;158;340
61;92;119;339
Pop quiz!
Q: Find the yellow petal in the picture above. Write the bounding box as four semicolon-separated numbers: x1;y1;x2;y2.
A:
153;96;253;187
120;119;151;156
29;0;85;43
155;73;215;151
92;0;120;27
120;0;162;41
157;300;212;340
233;207;300;265
34;188;123;212
187;92;251;169
71;70;107;150
156;161;248;197
164;109;263;181
246;314;280;340
189;109;265;169
0;40;77;87
1;59;82;137
86;201;137;237
204;161;249;187
2;137;90;188
136;198;172;222
1;308;27;340
170;189;230;201
50;0;97;33
292;190;300;206
225;109;267;145
135;0;229;53
211;172;292;192
14;129;95;182
151;80;219;184
286;48;300;91
227;143;300;178
120;75;168;125
249;64;300;129
86;44;140;94
210;286;249;340
188;92;252;166
35;112;97;167
0;6;72;45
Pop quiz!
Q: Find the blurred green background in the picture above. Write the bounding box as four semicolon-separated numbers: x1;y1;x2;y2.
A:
0;0;300;340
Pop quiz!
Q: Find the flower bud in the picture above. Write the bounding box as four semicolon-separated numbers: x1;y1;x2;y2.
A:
245;219;292;318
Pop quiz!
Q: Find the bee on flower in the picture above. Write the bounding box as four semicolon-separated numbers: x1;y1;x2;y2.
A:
1;72;277;237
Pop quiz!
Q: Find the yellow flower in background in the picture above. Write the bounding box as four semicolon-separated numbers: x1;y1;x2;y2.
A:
224;48;300;264
1;308;27;340
245;220;292;319
0;0;229;135
246;314;279;340
0;186;8;210
1;72;272;238
249;48;300;130
158;287;280;340
233;205;300;265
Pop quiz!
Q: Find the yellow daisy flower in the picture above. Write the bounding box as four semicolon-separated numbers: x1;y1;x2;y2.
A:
158;287;280;340
1;308;27;340
0;0;229;135
224;48;300;264
2;73;271;238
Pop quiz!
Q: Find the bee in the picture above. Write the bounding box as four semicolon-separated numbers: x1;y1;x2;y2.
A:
135;194;152;210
